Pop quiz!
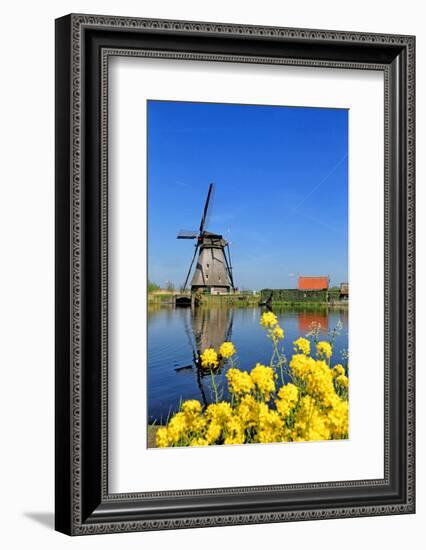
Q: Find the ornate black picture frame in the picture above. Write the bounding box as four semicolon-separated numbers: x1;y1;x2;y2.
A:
55;13;415;535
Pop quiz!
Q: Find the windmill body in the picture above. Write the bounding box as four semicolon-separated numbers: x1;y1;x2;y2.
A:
191;232;232;294
177;184;235;294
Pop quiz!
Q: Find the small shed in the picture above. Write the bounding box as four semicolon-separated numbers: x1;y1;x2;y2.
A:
340;282;349;299
298;276;329;291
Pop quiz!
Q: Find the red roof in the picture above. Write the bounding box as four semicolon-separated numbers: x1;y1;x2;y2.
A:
298;276;329;291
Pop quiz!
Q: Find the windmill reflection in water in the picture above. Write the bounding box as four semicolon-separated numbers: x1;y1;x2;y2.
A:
174;307;234;407
174;182;236;405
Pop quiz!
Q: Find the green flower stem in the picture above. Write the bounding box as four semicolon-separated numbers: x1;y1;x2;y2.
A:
271;338;285;387
210;368;219;403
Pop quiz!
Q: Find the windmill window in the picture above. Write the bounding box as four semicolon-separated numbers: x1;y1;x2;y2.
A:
206;274;209;280
206;263;209;269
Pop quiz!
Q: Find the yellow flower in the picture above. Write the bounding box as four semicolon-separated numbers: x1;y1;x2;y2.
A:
219;341;236;359
205;421;222;444
289;353;316;379
181;400;202;416
255;402;283;443
227;368;254;395
335;374;349;390
305;359;336;408
156;319;349;447
293;395;331;442
224;416;245;444
200;347;218;368
155;427;169;448
166;412;187;445
205;402;233;425
275;383;299;419
316;341;332;360
331;364;345;378
250;363;276;400
181;399;205;432
271;325;284;340
290;354;337;408
260;311;278;328
327;398;349;439
278;383;299;403
236;394;258;428
293;337;310;355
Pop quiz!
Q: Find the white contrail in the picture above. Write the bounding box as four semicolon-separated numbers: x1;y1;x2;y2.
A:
292;153;348;211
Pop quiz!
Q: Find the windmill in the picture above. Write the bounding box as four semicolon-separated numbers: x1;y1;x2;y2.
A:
177;183;235;294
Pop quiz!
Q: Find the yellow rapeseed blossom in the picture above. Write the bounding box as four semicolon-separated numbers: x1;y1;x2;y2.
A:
293;395;331;442
293;337;311;355
327;399;349;439
200;347;218;368
304;359;336;408
205;421;222;444
227;368;254;395
289;353;316;379
335;374;349;390
271;325;284;340
166;412;187;445
224;416;245;444
250;363;276;400
219;341;236;359
316;341;332;360
180;400;205;432
260;311;278;328
255;402;282;443
205;402;233;425
278;383;299;403
181;400;202;416
236;394;258;428
275;383;299;419
331;364;345;378
155;319;349;448
155;426;169;448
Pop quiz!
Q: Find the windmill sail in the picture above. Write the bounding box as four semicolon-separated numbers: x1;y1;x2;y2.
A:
199;183;214;234
177;230;199;239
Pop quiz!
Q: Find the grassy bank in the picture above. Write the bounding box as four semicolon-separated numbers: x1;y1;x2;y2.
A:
198;294;259;307
147;288;349;309
148;292;176;304
267;301;348;309
147;292;260;306
147;425;160;448
148;294;348;308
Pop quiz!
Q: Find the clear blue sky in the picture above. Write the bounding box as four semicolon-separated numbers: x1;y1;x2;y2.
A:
147;100;348;290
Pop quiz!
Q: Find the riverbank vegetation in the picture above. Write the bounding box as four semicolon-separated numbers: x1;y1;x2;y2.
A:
148;293;348;308
154;312;349;448
148;280;348;307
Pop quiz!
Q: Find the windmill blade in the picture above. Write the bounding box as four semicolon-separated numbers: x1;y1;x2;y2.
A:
177;230;198;239
182;242;199;290
224;243;235;291
225;310;234;342
199;183;214;234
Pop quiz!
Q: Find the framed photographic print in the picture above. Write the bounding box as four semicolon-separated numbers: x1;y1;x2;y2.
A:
55;14;415;535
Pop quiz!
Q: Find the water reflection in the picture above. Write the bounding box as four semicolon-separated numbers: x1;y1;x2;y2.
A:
147;305;348;424
298;310;329;333
192;307;233;352
173;308;235;408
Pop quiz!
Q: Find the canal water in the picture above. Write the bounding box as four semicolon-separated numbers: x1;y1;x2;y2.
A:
147;306;348;424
